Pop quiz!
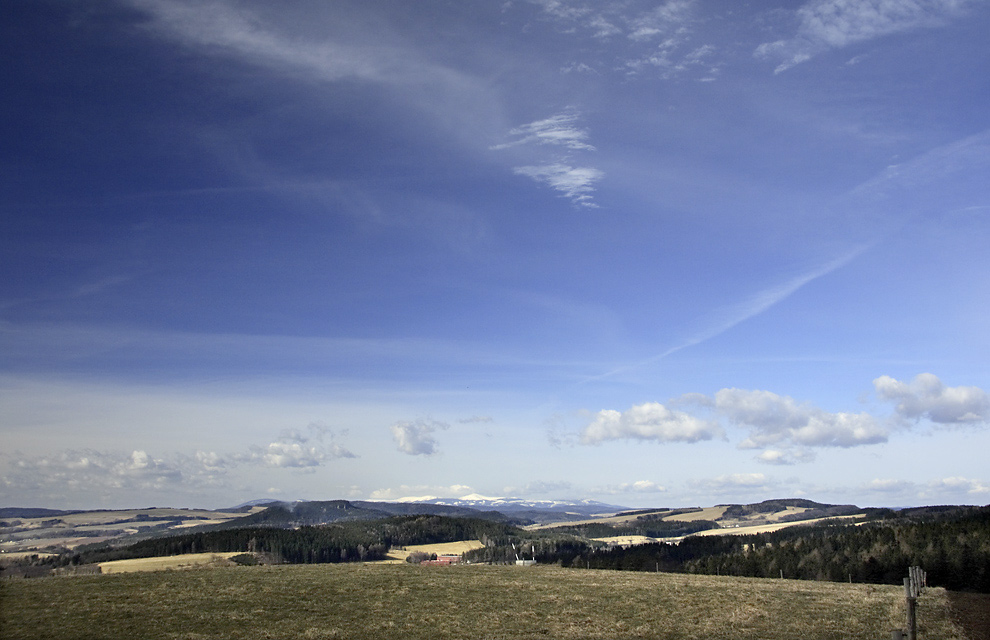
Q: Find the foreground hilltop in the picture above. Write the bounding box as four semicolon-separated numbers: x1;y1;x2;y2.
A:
2;563;970;640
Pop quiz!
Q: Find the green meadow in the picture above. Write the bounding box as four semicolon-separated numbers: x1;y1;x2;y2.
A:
0;563;965;640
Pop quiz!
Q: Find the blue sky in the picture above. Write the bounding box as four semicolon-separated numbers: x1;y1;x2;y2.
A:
2;0;989;510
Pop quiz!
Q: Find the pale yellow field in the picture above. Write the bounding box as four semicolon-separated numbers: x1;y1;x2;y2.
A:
664;506;728;522
764;506;810;521
97;552;242;574
170;519;231;529
385;539;486;562
692;513;866;537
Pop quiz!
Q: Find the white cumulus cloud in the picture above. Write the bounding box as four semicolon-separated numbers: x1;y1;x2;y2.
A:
929;476;990;495
391;419;449;456
1;449;223;503
716;388;888;449
238;424;356;469
581;402;723;444
874;373;990;424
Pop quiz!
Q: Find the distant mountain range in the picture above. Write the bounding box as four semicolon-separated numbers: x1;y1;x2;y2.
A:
372;494;630;516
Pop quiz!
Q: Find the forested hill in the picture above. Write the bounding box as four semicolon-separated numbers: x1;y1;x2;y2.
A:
558;505;990;593
61;515;520;566
720;499;862;521
227;501;391;527
207;500;511;530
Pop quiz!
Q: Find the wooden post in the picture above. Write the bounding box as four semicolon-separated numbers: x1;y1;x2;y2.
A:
904;573;919;640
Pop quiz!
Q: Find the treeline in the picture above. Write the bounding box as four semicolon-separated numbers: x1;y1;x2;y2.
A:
57;515;519;567
521;506;990;593
683;506;990;592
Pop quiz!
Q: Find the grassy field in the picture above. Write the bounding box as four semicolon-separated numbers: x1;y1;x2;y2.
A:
97;552;243;574
0;563;966;640
663;506;728;522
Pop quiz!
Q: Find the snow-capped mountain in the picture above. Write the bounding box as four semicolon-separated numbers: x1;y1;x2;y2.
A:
388;494;630;516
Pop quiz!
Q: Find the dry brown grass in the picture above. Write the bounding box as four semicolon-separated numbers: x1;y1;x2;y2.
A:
0;563;967;640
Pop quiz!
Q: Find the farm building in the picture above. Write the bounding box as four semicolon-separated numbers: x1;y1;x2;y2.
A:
421;554;462;566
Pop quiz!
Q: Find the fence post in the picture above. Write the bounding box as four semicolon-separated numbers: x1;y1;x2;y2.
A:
901;566;924;640
904;577;917;640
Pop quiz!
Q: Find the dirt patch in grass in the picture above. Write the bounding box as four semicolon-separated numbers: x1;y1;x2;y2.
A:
947;591;990;640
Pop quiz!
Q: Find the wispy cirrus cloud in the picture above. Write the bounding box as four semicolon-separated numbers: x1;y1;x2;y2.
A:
756;0;976;73
592;247;866;380
122;0;498;156
624;41;719;80
524;0;719;80
512;164;604;207
527;0;695;45
492;111;595;152
496;109;604;207
127;0;439;85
